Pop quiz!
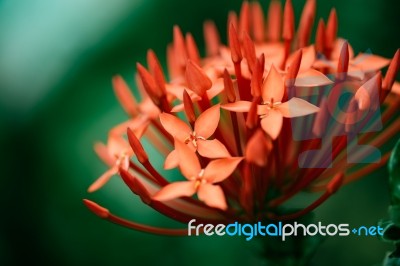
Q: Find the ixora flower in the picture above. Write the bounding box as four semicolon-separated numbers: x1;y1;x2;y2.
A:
153;139;243;210
222;64;321;139
87;135;133;193
160;104;231;169
84;0;400;261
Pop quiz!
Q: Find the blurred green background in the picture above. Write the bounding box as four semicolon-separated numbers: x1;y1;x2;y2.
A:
1;0;399;265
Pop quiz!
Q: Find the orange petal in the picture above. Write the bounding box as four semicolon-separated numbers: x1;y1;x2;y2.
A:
122;155;130;170
347;65;365;80
164;149;179;170
195;104;220;139
260;110;283;140
204;64;224;83
257;44;286;69
352;53;390;72
88;166;118;193
295;69;333;87
94;142;115;167
203;157;243;183
165;83;188;100
109;117;149;139
278;97;320;118
167;84;201;101
222;101;252;112
175;139;201;179
197;139;231;159
257;105;269;115
206;78;225;100
197;183;228;210
222;101;268;115
139;98;160;119
152;181;196;201
355;73;381;111
262;65;284;102
112;75;138;117
159;113;191;141
108;136;130;157
299;45;316;71
312;59;334;69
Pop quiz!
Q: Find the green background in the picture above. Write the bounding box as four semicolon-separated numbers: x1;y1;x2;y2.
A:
1;0;399;265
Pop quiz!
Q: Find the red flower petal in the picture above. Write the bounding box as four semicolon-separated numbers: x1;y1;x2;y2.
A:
153;181;196;201
203;157;243;183
159;113;191;141
262;65;285;102
260;110;283;140
197;139;231;159
175;139;201;179
198;184;228;210
195;104;221;139
278;97;320;118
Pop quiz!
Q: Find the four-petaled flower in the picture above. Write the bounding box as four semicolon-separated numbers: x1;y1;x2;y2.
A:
223;65;320;139
153;139;243;210
160;104;230;168
88;136;133;192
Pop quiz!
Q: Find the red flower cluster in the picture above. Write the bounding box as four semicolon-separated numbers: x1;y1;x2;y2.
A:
84;0;400;234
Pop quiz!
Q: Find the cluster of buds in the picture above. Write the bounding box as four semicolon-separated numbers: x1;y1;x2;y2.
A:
84;0;400;234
